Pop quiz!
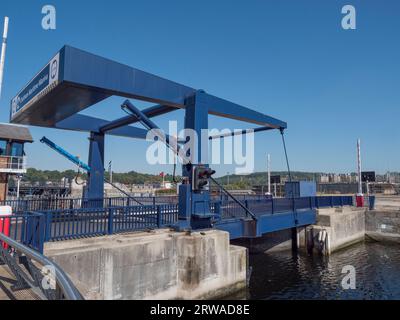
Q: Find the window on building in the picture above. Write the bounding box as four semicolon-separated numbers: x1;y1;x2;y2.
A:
0;140;7;156
11;142;24;157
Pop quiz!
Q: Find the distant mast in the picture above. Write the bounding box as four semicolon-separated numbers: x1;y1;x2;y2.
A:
357;138;362;195
267;154;271;195
0;16;9;99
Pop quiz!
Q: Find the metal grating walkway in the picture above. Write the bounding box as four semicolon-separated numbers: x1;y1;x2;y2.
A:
0;265;40;300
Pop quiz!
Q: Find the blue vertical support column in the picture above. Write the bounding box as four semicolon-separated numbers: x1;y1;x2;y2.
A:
178;184;191;229
87;132;105;202
182;91;209;178
178;91;211;230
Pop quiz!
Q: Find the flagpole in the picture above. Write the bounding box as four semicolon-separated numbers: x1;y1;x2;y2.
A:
0;17;9;99
108;161;112;184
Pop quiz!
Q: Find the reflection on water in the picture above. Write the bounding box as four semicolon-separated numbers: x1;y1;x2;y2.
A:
246;240;400;300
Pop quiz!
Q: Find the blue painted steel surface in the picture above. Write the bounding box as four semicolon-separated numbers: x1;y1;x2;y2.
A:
0;212;45;253
56;114;150;139
41;134;104;200
201;92;287;128
214;196;353;239
285;181;317;198
40;204;178;242
10;52;61;123
180;93;214;229
177;184;191;229
99;104;178;133
10;45;290;231
40;136;91;171
209;126;275;140
0;195;355;245
183;93;209;167
87;132;105;199
29;196;353;243
0;196;180;213
11;46;195;126
10;46;286;131
0;195;355;252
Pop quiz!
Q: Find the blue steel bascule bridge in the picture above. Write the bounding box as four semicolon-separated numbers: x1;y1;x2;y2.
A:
0;46;356;300
9;45;328;238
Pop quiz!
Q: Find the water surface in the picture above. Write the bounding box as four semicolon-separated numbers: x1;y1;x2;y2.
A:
247;241;400;300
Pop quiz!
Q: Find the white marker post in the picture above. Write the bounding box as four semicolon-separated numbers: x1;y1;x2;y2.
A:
266;154;271;195
0;17;9;99
356;139;364;207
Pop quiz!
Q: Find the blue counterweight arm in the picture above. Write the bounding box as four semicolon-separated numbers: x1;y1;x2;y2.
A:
40;136;91;172
40;135;143;205
121;100;186;163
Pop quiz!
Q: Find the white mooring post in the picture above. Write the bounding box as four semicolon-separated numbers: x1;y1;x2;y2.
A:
357;139;362;195
356;138;364;207
0;17;9;99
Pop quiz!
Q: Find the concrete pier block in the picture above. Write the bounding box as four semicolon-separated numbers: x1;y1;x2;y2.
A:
44;229;247;300
306;207;366;255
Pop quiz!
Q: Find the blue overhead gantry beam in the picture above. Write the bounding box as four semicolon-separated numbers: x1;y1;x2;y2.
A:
9;45;302;235
10;46;286;131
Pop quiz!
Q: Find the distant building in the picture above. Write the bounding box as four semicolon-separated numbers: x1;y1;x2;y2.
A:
0;123;33;201
320;175;329;183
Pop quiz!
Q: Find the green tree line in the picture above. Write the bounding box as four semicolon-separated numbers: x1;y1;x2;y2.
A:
22;168;178;185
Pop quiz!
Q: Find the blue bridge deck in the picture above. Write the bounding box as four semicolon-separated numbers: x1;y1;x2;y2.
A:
0;195;369;253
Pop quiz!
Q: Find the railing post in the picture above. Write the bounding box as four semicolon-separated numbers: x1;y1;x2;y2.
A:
244;200;249;217
108;208;114;235
37;213;46;253
108;198;112;208
44;212;52;242
369;196;375;210
157;206;162;228
271;198;275;214
214;201;221;218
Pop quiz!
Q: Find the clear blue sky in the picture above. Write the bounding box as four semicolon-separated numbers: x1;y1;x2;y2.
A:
0;0;399;176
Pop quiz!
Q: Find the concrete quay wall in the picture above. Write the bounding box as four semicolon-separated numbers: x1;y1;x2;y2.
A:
44;229;247;300
365;210;400;244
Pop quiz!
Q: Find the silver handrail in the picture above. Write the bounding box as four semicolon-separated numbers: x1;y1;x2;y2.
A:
0;232;83;300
